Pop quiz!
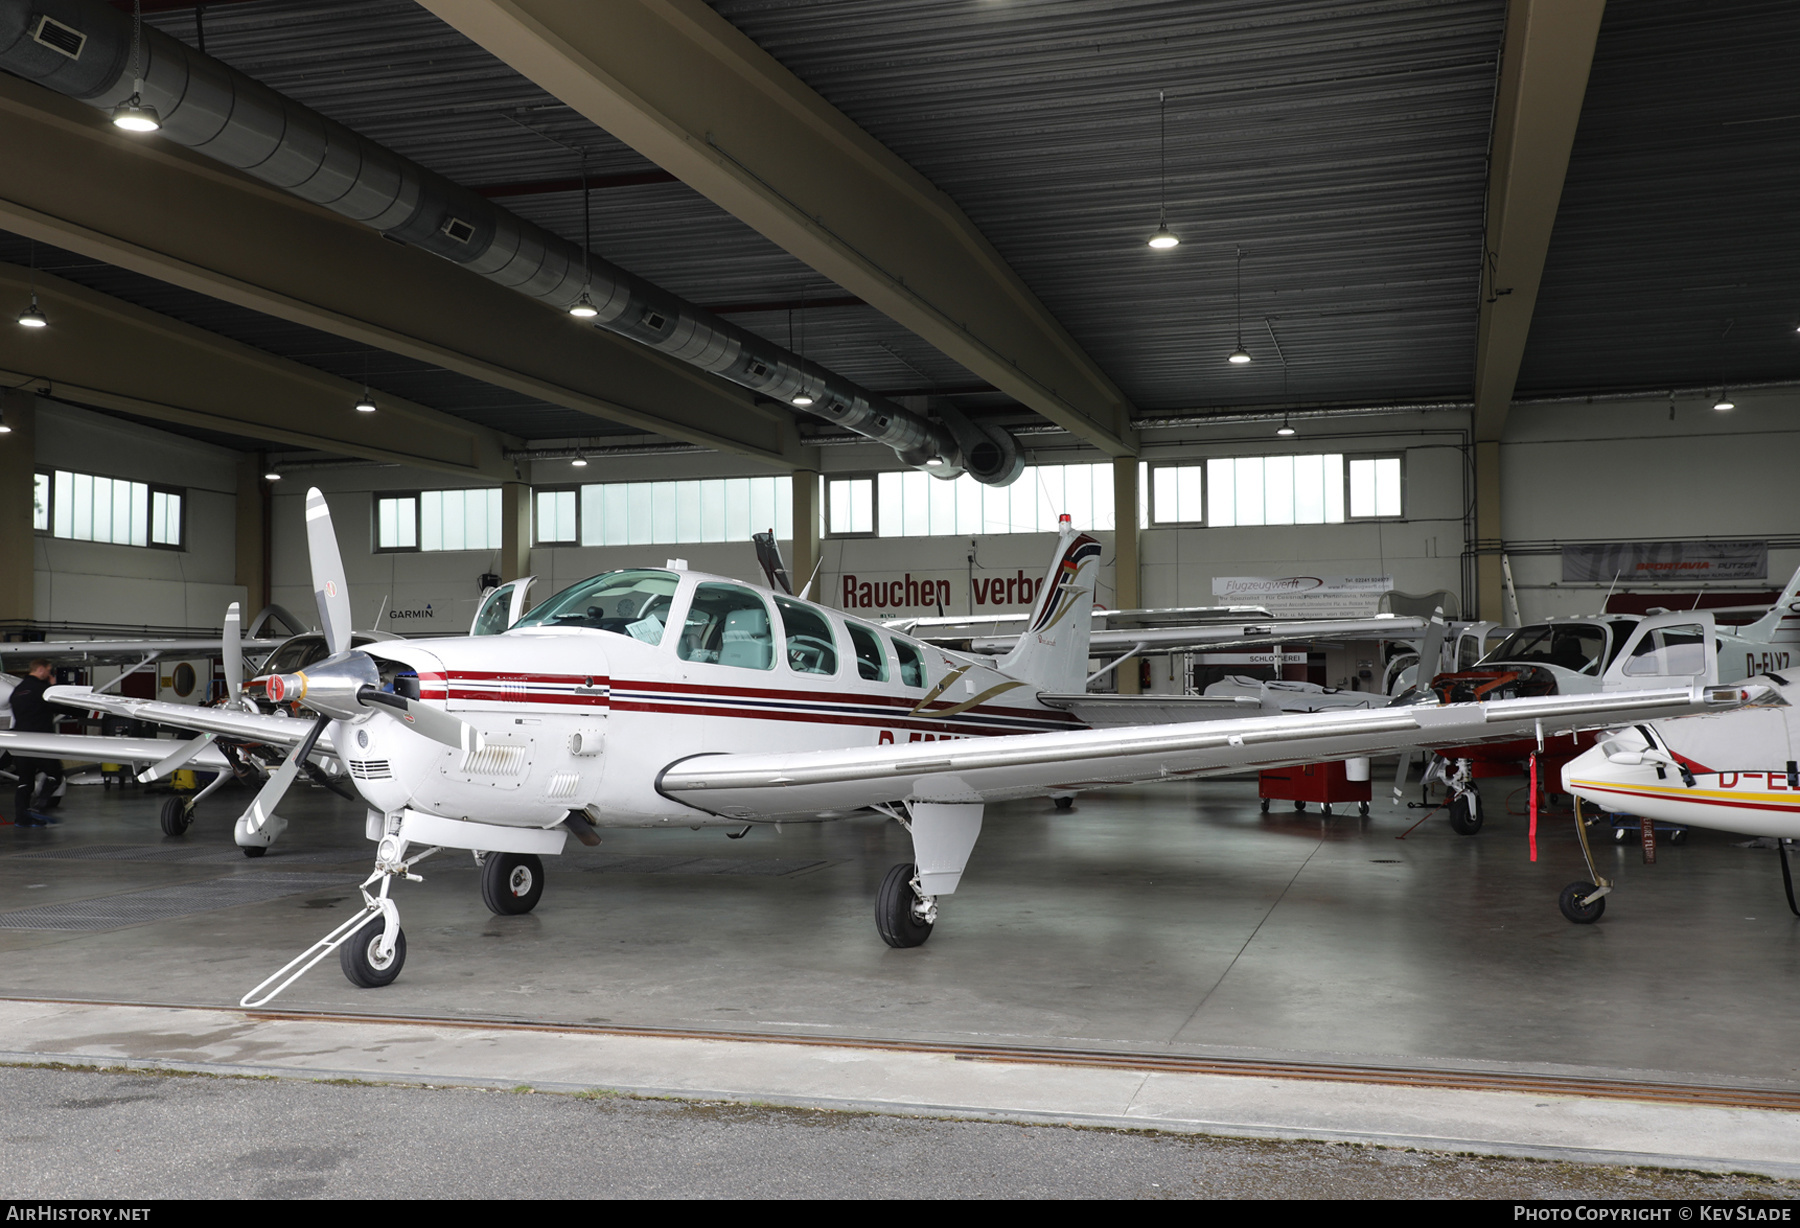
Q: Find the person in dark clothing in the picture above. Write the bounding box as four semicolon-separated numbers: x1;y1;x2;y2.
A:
10;659;62;827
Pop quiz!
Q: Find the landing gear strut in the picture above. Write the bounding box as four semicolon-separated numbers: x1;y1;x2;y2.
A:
1557;796;1612;925
1446;760;1482;835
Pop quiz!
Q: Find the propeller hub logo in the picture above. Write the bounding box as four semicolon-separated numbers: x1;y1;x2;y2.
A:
325;581;338;598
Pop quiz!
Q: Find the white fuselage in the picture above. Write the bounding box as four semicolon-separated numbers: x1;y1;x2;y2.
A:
1563;679;1800;839
341;568;1080;832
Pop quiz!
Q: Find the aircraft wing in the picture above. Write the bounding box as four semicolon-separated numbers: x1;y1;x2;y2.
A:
0;731;235;770
658;684;1759;820
969;616;1430;656
0;637;287;665
42;686;336;752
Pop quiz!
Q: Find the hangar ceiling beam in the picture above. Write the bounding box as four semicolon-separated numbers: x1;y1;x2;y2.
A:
0;79;808;471
1472;0;1605;443
418;0;1140;458
1471;0;1604;623
0;264;516;479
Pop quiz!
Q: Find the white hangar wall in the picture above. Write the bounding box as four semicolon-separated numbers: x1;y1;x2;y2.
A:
31;401;243;631
1501;390;1800;622
251;393;1796;654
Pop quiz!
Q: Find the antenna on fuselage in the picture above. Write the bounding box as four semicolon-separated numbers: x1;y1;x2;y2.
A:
753;530;794;596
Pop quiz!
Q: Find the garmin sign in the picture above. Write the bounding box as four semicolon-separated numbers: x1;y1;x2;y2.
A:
387;604;436;621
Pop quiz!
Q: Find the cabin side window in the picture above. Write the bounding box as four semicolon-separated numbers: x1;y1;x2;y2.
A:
846;622;888;682
776;598;838;676
678;584;775;669
891;637;926;688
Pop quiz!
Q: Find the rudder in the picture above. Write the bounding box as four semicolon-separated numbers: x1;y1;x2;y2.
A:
994;522;1104;693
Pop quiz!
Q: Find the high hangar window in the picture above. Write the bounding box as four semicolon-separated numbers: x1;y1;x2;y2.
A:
1145;455;1404;527
533;476;794;548
377;488;503;552
865;463;1124;538
39;469;183;549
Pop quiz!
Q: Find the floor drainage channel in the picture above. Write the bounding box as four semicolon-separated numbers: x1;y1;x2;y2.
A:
9;997;1794;1115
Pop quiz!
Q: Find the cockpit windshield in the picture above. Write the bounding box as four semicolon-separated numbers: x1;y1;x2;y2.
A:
1479;623;1608;675
510;570;680;645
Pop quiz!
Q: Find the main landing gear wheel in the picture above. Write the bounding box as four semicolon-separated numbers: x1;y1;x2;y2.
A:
159;796;192;838
1558;881;1606;925
340;916;407;988
1053;796;1074;811
481;852;545;916
875;862;934;949
1448;792;1483;836
241;845;266;858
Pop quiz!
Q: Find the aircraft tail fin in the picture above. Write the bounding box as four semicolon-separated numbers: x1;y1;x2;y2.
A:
1737;562;1800;645
995;520;1104;694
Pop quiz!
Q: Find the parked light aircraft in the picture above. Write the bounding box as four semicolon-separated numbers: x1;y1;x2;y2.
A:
0;604;399;836
1407;575;1800;835
4;491;1756;1006
1557;673;1797;924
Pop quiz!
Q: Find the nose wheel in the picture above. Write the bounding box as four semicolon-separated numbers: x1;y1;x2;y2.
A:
340;915;407;987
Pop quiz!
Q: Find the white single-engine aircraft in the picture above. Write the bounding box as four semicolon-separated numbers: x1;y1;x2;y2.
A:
12;490;1759;1006
1558;673;1798;924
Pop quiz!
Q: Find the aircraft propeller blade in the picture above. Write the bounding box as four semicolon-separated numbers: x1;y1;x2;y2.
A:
305;488;354;658
240;714;332;836
223;601;243;706
358;688;486;753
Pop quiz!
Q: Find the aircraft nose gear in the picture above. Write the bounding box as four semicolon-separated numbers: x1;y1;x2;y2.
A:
1556;796;1613;925
876;862;937;948
1445;759;1482;835
239;836;440;1007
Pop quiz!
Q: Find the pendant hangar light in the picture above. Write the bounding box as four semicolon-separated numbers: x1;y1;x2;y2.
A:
354;389;377;413
570;452;588;467
1228;246;1251;364
17;239;45;328
791;288;814;407
0;409;11;435
568;157;599;319
1147;91;1179;250
1713;318;1734;410
111;0;161;132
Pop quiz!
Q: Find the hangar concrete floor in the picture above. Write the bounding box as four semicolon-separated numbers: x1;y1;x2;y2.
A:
5;772;1799;1082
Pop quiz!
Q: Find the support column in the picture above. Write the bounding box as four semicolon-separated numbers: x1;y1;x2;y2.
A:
0;390;37;628
235;453;268;615
1112;457;1141;695
790;470;821;599
499;480;532;583
1475;441;1504;623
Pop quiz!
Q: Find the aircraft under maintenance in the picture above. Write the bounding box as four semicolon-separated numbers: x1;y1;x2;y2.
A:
1399;575;1800;836
5;490;1760;1006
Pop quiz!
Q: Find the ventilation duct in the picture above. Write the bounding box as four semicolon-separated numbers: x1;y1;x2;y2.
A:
0;0;1024;484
